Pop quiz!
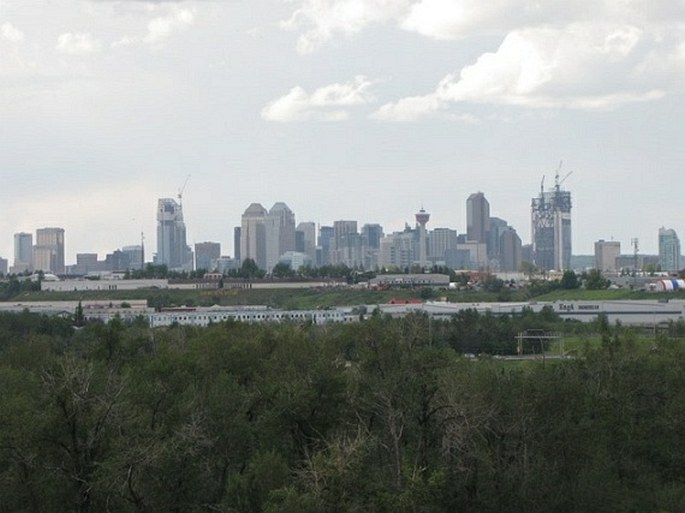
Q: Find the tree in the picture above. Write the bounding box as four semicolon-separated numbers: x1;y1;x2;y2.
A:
583;269;610;290
560;270;580;289
240;258;264;279
271;262;294;279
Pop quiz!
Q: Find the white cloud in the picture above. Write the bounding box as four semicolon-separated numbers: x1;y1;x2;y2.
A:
56;32;102;54
113;7;195;47
262;75;375;121
280;0;411;54
1;22;24;43
373;21;681;120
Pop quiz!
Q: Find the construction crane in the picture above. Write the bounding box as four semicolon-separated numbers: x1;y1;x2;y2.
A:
554;160;573;190
177;174;191;206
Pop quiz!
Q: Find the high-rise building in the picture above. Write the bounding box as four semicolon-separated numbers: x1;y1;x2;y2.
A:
296;222;317;264
35;227;65;274
155;198;193;271
487;217;508;260
332;220;359;266
499;228;522;272
12;232;33;273
195;242;221;272
318;225;334;266
121;245;144;271
466;192;490;243
594;240;620;272
531;176;572;271
264;202;296;272
659;227;681;272
379;227;417;270
428;228;458;263
240;203;268;270
233;227;241;262
361;223;384;270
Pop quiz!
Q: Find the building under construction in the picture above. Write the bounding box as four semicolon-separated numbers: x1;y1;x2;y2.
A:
531;165;572;271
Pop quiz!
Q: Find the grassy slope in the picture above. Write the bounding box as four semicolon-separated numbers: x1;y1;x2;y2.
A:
8;286;685;309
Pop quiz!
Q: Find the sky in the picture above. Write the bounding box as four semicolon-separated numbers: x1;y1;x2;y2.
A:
1;0;684;263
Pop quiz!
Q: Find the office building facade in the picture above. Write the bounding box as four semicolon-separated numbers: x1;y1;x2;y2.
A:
156;198;193;271
659;227;681;272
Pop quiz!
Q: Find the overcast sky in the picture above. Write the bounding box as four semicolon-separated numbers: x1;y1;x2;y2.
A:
1;0;684;263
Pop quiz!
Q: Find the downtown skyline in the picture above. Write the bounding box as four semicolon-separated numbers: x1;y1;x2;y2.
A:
1;1;683;260
1;187;682;273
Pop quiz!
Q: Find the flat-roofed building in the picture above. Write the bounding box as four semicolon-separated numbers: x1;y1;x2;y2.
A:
595;240;620;272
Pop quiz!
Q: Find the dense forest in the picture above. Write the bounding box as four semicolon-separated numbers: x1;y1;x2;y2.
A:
1;310;685;512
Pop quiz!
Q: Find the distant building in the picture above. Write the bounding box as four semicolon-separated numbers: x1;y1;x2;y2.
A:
456;241;488;270
594;240;620;272
121;245;144;271
531;176;572;271
155;198;193;271
318;225;334;266
34;227;65;274
74;253;100;274
13;232;33;273
265;202;296;272
379;226;417;269
466;192;489;244
360;223;384;269
213;256;240;274
332;220;361;267
240;203;268;270
195;242;221;272
499;228;522;272
415;208;430;268
278;251;312;270
233;226;241;262
0;257;7;275
659;227;681;272
296;222;316;264
428;228;458;263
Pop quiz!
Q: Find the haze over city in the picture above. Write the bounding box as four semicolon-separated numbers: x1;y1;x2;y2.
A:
1;0;684;262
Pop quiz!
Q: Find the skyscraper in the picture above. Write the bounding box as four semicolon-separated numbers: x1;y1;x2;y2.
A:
233;226;241;262
296;221;317;263
13;232;33;273
466;192;490;243
240;203;268;270
34;227;65;274
318;225;334;266
659;227;681;272
499;228;522;272
332;220;358;266
531;176;572;271
265;202;296;272
155;198;193;271
195;242;221;272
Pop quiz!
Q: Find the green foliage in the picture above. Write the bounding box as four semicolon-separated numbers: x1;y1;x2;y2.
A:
271;262;295;279
0;313;684;512
560;270;580;289
583;269;611;290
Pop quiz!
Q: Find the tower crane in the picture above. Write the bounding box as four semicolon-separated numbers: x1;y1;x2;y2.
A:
554;160;572;191
177;174;191;206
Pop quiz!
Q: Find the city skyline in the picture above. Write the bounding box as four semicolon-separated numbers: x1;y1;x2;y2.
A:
1;1;683;261
4;190;682;274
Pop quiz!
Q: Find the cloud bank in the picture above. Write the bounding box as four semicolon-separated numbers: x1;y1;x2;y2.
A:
282;0;685;119
261;75;375;121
